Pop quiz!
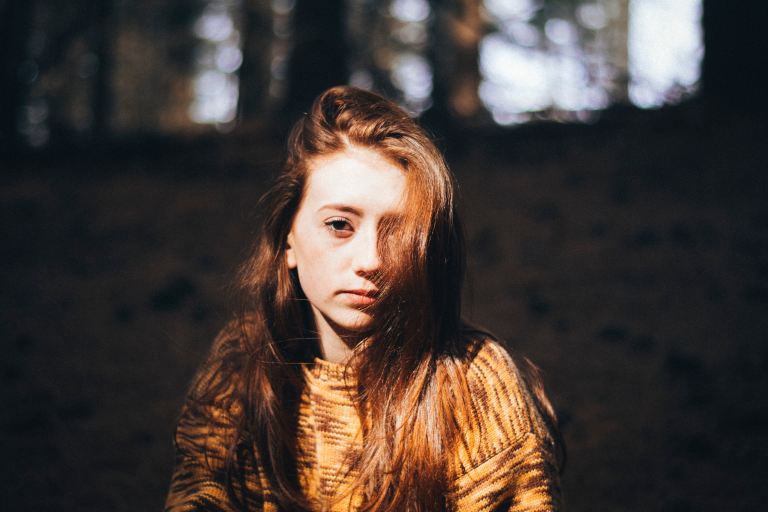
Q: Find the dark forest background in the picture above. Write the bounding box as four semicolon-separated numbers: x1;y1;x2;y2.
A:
2;0;768;510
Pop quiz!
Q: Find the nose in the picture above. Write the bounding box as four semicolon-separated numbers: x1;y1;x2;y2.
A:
353;228;381;276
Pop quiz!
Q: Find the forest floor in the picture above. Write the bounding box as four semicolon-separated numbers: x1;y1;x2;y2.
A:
2;102;768;511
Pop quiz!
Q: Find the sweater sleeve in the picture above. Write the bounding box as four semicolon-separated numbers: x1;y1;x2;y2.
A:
450;340;562;512
164;329;263;511
164;401;247;511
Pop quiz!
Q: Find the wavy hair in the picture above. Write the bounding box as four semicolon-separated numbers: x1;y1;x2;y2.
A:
188;86;561;511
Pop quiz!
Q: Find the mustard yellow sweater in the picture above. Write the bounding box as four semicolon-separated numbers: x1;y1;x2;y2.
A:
165;339;561;511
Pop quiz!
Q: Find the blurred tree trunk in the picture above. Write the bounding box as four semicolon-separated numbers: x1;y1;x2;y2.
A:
0;0;35;153
702;0;768;112
238;0;273;123
605;0;629;103
91;0;114;140
433;0;482;121
283;0;347;118
423;0;481;143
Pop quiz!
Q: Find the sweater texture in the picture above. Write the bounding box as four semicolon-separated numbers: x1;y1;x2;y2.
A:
165;338;561;511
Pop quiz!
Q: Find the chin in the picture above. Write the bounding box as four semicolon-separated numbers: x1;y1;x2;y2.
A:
333;310;374;333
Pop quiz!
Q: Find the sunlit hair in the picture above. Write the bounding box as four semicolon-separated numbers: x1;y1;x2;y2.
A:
185;85;562;511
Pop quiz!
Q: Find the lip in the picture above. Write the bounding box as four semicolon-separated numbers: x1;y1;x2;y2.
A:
339;289;378;305
344;289;379;297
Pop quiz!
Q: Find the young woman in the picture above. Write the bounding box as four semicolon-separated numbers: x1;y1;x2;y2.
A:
165;86;563;511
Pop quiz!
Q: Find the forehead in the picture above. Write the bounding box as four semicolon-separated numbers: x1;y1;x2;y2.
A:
303;148;407;213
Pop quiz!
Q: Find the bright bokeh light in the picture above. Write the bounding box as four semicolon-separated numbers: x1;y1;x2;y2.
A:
479;34;550;115
544;18;578;46
390;53;433;112
479;0;703;124
577;3;608;30
551;55;609;111
390;0;430;23
193;11;235;42
215;44;243;74
385;0;433;114
485;0;540;22
629;0;703;108
190;70;239;123
190;1;242;125
505;21;541;47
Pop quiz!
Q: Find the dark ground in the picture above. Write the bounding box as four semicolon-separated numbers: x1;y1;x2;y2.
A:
2;102;768;511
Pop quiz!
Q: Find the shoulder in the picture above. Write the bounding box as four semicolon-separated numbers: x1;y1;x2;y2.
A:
466;336;520;382
449;336;563;508
185;320;249;418
459;334;553;453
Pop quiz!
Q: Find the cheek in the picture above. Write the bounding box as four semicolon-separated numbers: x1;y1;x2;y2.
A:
292;230;335;294
295;257;336;305
293;227;329;267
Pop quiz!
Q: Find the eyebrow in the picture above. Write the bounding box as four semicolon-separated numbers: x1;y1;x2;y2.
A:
317;204;363;216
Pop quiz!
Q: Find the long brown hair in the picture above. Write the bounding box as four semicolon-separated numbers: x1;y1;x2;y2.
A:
189;86;561;511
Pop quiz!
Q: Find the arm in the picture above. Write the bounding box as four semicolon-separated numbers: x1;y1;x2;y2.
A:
453;432;561;512
503;433;561;512
451;339;563;512
164;400;257;512
165;327;263;511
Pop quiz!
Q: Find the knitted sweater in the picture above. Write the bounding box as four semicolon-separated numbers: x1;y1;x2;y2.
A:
165;338;561;511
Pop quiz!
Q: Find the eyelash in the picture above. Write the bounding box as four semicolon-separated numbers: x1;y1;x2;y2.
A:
324;217;353;236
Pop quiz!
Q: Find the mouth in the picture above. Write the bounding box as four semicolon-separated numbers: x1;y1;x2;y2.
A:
339;289;379;306
345;289;379;297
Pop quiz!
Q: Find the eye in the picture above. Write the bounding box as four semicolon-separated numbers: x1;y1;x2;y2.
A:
324;217;353;237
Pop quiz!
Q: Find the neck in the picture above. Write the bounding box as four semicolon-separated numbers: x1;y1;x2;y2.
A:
319;334;353;364
314;315;357;364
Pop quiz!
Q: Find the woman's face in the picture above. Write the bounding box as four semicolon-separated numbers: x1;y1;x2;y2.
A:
286;147;406;346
